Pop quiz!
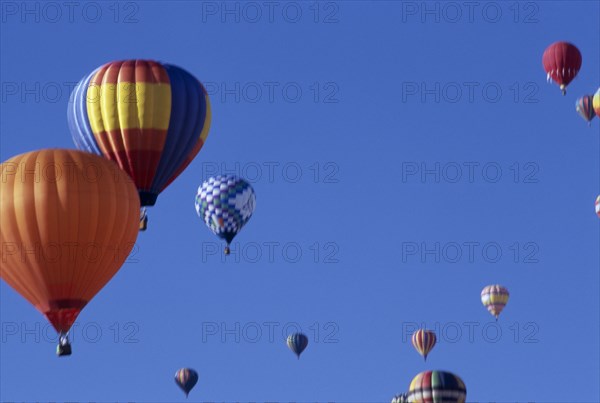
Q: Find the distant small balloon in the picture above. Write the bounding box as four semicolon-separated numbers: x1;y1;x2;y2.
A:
411;329;436;361
481;284;509;320
175;368;198;398
576;95;596;125
287;333;309;359
195;175;256;255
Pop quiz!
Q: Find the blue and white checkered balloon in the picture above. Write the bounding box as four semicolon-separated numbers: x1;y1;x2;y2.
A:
195;176;256;252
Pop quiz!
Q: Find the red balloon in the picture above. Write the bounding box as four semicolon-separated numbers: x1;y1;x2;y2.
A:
542;42;582;95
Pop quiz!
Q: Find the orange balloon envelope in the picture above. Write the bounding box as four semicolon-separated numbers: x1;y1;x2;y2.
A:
0;149;140;343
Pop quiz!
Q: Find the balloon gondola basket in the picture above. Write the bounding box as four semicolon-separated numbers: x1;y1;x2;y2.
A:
139;208;148;232
57;336;72;357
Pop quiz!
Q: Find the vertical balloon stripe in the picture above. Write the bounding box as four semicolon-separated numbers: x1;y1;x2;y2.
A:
175;368;198;396
161;90;211;192
68;69;102;154
151;64;210;193
86;61;172;193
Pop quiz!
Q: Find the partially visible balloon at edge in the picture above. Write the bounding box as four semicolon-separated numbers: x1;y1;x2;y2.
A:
407;370;466;403
593;88;600;117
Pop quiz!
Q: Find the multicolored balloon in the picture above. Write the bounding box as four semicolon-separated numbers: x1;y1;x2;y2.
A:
412;329;437;361
407;370;466;403
481;284;509;320
595;195;600;218
67;59;212;229
195;175;256;255
391;393;409;403
287;333;309;359
542;42;582;95
0;149;140;356
593;88;600;118
576;95;596;125
175;368;198;398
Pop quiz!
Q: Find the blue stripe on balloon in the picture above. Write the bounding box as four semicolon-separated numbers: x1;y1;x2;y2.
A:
67;69;102;155
150;64;208;193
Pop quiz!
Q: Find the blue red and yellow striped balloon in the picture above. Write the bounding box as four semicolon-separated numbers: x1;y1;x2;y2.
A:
287;332;309;359
195;175;256;255
407;370;466;403
595;195;600;218
411;329;436;361
67;60;212;210
481;284;509;320
576;95;596;125
174;368;198;398
594;88;600;118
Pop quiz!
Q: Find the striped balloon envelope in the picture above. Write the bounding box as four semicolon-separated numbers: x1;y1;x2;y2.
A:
411;329;436;361
174;368;198;397
407;370;466;403
576;95;596;125
287;332;309;359
595;195;600;218
68;60;212;210
481;284;509;320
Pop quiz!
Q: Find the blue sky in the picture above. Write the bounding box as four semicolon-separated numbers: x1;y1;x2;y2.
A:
1;1;599;402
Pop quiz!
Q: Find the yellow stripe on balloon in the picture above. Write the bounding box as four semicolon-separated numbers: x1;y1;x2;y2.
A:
87;83;171;133
488;295;509;304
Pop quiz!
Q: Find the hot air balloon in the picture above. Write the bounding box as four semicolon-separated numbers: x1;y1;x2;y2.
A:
67;60;212;230
412;329;436;361
287;333;309;359
407;370;466;403
0;149;140;356
391;393;409;403
576;95;596;125
481;284;509;321
195;175;256;255
593;88;600;118
595;195;600;218
542;42;582;95
175;368;198;398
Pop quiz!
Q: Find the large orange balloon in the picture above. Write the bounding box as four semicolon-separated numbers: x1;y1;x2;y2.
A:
0;149;140;337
